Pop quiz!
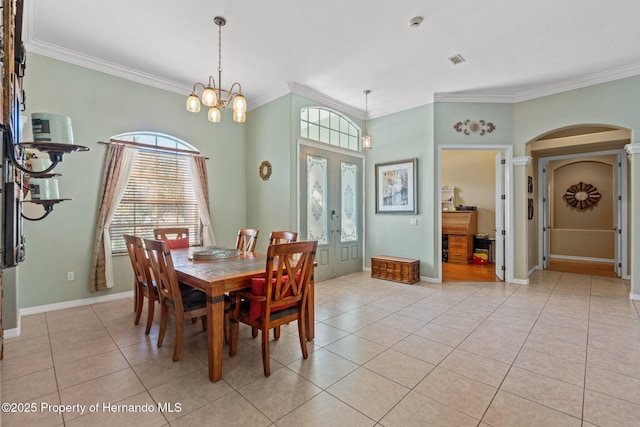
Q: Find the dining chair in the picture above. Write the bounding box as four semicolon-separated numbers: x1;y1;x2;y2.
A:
235;228;259;252
261;231;299;339
144;238;207;362
228;240;317;377
153;227;190;249
268;230;298;245
124;234;158;335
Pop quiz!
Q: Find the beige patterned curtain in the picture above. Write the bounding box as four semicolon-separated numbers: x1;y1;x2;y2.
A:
189;155;216;246
89;143;137;292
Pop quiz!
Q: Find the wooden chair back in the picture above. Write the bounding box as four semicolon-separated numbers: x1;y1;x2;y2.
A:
153;227;190;249
144;238;183;312
235;228;259;252
264;240;316;310
144;237;207;362
229;240;317;376
124;234;153;289
124;234;157;334
153;227;189;240
268;230;298;245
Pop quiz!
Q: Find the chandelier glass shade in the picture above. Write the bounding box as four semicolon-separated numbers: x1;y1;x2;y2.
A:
186;16;246;123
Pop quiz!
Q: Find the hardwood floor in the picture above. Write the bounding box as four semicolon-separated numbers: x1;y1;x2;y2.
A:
442;261;500;282
548;258;618;278
442;258;619;282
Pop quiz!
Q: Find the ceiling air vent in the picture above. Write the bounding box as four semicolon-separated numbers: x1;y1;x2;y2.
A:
448;54;466;65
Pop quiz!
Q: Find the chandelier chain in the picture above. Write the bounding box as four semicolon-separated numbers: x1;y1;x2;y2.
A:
218;21;223;73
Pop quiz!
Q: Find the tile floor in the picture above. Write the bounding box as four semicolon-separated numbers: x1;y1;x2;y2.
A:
1;270;640;426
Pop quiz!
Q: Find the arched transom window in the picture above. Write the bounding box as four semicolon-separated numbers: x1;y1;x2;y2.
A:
300;107;361;151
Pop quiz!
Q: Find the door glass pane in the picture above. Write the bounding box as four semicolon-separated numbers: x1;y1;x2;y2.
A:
307;155;328;245
341;162;358;242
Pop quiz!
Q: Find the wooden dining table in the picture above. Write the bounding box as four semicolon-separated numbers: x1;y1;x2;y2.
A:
170;246;315;382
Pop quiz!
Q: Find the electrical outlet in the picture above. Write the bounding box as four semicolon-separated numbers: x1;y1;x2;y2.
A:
67;272;75;281
410;218;418;226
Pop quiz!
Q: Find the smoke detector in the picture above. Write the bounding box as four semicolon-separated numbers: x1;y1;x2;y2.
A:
409;16;423;28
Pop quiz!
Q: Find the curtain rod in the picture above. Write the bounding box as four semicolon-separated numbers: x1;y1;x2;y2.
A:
97;139;209;159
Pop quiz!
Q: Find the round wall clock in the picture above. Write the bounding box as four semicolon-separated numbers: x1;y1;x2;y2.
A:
563;181;601;210
259;160;272;181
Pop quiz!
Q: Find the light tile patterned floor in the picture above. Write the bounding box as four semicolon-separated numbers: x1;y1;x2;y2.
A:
1;270;640;426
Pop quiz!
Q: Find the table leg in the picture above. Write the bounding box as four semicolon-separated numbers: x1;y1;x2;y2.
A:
305;274;315;340
207;293;226;382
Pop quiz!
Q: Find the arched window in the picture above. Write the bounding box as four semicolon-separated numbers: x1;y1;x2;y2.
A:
108;132;202;252
300;107;361;151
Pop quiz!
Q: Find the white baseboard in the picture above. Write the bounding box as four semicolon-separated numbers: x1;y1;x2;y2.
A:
4;327;20;339
509;278;529;285
549;255;614;264
363;266;371;272
630;293;640;301
11;290;134;338
528;265;540;277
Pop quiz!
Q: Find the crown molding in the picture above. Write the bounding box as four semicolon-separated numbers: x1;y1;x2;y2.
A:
26;36;640;117
436;63;640;104
514;63;640;103
287;82;366;120
26;40;188;95
433;93;516;103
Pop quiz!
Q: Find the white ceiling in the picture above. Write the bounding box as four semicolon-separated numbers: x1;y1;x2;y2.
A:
23;0;640;119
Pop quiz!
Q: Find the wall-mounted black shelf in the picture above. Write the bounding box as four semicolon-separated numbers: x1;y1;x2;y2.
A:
19;142;90;163
23;198;72;221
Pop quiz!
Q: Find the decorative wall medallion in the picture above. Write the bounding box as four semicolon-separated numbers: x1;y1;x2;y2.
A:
258;160;272;180
563;181;601;210
453;119;496;136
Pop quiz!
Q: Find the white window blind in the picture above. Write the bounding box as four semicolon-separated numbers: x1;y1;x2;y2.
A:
109;149;200;253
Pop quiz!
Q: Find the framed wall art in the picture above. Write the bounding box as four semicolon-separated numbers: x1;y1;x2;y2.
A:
375;158;417;214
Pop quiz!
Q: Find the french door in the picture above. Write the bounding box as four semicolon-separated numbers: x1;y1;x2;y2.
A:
300;144;363;282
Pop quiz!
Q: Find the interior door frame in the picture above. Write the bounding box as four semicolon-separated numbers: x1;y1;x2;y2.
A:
296;139;366;273
537;148;628;278
437;144;514;283
494;151;505;281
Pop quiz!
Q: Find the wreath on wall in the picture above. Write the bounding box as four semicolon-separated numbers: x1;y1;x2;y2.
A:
562;181;601;210
258;160;272;181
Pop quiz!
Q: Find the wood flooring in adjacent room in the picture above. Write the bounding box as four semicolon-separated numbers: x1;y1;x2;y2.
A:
442;261;501;282
548;259;618;278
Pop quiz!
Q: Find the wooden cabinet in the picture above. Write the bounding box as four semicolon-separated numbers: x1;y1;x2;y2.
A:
443;211;477;264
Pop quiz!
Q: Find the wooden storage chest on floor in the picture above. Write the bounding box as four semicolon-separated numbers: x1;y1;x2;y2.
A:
371;256;420;284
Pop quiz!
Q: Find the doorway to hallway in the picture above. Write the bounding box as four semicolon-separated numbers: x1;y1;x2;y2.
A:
530;126;630;280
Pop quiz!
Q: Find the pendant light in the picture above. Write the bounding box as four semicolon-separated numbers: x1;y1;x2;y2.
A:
186;17;247;123
362;90;372;150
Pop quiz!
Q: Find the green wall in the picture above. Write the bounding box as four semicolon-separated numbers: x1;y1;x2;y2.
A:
11;53;247;324
364;104;436;277
245;94;293;254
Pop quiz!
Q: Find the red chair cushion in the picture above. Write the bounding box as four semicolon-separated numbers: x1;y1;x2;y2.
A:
165;237;189;249
249;272;301;320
